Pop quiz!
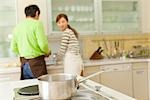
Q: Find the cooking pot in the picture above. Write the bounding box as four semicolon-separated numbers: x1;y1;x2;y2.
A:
38;73;77;100
38;70;105;100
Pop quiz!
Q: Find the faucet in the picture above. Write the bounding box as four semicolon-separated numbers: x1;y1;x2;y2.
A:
52;53;57;65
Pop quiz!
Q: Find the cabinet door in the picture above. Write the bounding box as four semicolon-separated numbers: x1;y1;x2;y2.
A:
140;0;150;33
101;0;140;34
100;64;133;96
0;0;17;57
132;62;148;100
83;66;100;83
47;0;98;35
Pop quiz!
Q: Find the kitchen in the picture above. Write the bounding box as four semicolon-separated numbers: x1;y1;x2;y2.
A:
0;0;150;100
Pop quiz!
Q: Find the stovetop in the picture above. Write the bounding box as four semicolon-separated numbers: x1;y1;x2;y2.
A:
14;87;106;100
13;75;135;100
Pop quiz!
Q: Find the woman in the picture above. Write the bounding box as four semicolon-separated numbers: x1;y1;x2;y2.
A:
56;13;83;76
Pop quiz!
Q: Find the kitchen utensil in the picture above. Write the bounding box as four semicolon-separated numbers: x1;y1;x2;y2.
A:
90;47;103;60
38;73;77;100
90;51;103;60
96;46;101;53
78;70;105;83
38;70;106;100
98;49;103;54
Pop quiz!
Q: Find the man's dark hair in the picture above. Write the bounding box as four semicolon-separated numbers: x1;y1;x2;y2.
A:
25;5;40;17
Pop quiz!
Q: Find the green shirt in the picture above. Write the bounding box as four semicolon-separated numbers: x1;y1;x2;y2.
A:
11;18;50;59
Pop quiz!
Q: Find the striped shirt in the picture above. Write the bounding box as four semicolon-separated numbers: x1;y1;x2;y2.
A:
58;28;80;58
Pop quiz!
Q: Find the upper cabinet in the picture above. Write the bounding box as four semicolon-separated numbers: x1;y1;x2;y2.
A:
47;0;140;35
102;0;140;34
47;0;98;35
0;0;17;57
140;0;150;33
0;0;16;42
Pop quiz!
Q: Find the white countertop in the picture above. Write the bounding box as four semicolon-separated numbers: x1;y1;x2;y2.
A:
0;57;150;74
78;75;136;100
0;79;38;100
0;77;135;100
0;57;64;74
84;58;150;66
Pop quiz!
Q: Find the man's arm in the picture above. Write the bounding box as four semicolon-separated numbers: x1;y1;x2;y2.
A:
10;30;19;55
35;21;50;56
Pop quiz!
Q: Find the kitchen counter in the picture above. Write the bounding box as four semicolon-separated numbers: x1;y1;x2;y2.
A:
0;77;135;100
0;79;38;100
84;58;150;67
0;57;150;74
0;57;63;74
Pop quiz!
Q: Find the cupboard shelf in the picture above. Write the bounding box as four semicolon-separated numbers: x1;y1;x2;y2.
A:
48;0;140;34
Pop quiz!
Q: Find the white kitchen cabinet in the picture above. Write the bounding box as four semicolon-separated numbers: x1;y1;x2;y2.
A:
47;0;98;35
102;0;140;33
100;63;133;97
47;0;140;35
132;62;149;100
83;66;100;83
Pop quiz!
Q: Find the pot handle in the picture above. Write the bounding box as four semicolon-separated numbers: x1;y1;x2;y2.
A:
37;74;48;81
74;75;80;89
78;70;105;84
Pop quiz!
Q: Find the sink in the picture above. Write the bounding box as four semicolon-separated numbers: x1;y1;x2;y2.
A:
46;60;62;66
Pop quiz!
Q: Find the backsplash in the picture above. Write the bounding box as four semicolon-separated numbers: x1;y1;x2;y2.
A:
81;33;150;59
1;33;149;59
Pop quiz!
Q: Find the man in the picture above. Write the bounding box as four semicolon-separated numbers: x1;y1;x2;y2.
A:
11;5;51;80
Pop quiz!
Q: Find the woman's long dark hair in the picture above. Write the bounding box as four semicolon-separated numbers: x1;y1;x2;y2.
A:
56;13;78;39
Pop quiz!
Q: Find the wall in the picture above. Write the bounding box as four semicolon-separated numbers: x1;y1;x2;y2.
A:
48;34;150;60
82;34;150;59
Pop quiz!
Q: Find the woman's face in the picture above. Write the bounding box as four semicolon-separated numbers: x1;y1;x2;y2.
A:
57;17;68;31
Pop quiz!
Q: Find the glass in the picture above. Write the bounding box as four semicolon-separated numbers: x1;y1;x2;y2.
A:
102;0;140;33
0;0;17;57
48;0;96;35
